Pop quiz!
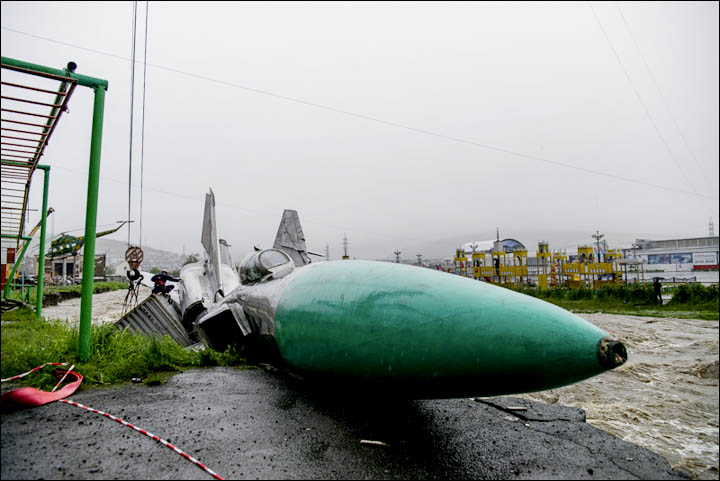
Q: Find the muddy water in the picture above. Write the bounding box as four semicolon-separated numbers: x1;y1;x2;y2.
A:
41;286;152;325
518;313;719;479
43;293;719;478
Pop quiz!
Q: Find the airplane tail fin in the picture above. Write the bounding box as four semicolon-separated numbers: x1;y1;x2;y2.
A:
201;188;223;295
273;210;310;266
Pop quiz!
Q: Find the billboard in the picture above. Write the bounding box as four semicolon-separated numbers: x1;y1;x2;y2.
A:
648;254;670;264
693;252;718;266
670;253;692;264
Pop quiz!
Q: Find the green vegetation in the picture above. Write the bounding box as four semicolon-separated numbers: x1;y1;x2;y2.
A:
1;308;253;391
6;281;127;307
511;283;719;320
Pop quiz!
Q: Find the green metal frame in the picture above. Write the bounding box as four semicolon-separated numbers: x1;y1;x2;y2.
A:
1;234;32;300
0;165;50;317
35;165;50;319
2;56;108;362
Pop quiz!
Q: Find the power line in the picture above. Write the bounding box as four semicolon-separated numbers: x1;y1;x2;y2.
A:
587;1;698;195
139;1;149;249
614;2;710;194
49;164;431;245
1;25;714;201
127;1;138;246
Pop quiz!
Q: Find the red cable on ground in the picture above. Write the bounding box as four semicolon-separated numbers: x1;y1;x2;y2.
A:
1;363;224;480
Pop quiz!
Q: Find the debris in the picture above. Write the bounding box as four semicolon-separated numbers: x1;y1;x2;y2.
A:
360;439;390;447
507;406;528;411
131;378;142;383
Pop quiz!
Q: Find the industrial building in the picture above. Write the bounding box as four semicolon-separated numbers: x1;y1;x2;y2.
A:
621;236;719;272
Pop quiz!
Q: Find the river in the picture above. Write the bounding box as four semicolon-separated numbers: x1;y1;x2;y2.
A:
518;313;719;479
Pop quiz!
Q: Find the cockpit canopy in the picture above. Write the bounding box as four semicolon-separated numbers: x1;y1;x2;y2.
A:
239;248;295;285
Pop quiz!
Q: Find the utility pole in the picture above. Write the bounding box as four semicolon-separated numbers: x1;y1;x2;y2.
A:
394;250;401;263
710;217;715;237
342;234;349;260
325;242;330;261
592;230;604;262
416;253;422;267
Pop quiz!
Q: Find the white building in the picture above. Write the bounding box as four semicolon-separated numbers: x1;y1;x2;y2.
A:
621;236;719;272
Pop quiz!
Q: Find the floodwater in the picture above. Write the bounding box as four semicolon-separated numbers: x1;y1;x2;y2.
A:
518;313;719;479
43;291;719;478
41;285;152;325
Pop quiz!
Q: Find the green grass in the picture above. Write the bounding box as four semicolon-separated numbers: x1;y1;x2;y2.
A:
511;283;719;320
6;281;128;306
1;308;254;391
539;299;719;320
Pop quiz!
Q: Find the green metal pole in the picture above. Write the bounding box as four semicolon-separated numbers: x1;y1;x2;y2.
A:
78;85;107;362
2;235;33;300
35;165;51;319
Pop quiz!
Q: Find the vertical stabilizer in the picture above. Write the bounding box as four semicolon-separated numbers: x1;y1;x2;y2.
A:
201;188;223;295
273;209;310;266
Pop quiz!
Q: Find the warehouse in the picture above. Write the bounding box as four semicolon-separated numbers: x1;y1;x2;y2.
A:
621;236;719;272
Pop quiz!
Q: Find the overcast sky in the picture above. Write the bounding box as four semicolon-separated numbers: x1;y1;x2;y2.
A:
2;1;718;261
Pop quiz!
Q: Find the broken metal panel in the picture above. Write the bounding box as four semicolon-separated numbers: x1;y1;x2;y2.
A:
196;302;253;352
115;293;193;347
273;209;310;266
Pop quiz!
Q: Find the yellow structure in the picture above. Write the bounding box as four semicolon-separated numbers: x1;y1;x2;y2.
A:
470;247;528;286
452;238;625;289
454;249;468;276
537;241;551;289
561;245;623;288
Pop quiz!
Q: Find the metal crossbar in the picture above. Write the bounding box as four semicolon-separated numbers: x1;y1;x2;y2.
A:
1;61;77;249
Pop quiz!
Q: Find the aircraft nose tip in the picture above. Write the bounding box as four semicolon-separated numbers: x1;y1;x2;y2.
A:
597;337;628;369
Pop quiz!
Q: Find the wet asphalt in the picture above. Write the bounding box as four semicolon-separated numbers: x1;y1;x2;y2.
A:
1;366;689;480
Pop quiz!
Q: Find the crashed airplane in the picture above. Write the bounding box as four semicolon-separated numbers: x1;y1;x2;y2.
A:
116;189;627;399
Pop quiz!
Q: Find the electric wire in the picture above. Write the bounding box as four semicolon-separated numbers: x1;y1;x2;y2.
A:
614;2;711;195
587;1;697;195
127;1;138;246
1;25;714;201
139;1;149;249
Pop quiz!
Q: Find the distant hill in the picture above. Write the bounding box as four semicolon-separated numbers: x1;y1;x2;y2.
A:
94;238;186;271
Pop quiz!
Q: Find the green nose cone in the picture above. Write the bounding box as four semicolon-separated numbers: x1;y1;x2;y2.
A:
275;260;626;399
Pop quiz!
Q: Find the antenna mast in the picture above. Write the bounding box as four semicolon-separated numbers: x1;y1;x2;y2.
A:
342;233;350;260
